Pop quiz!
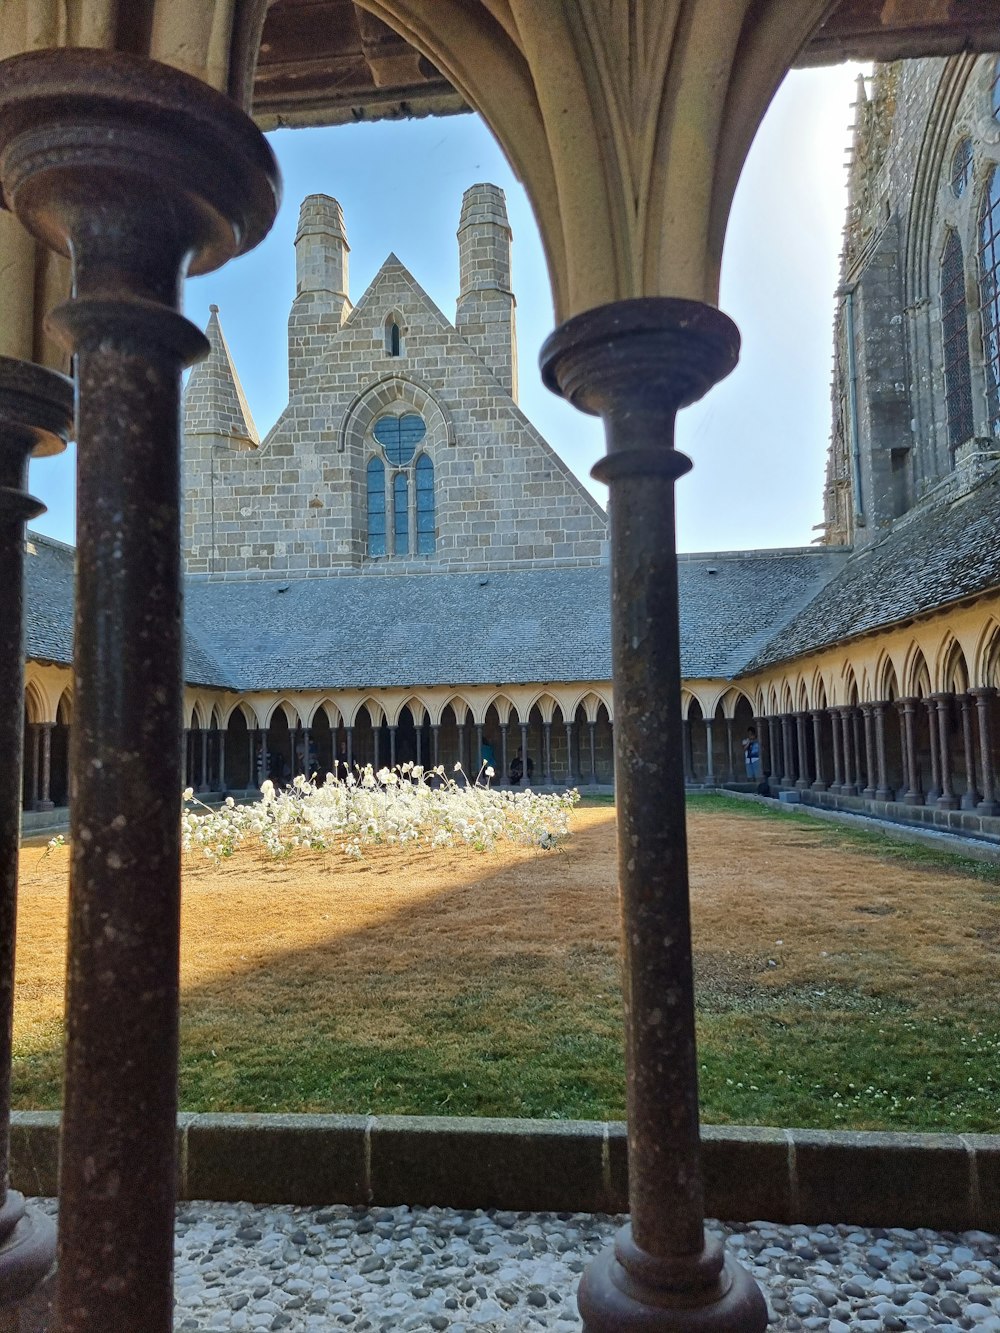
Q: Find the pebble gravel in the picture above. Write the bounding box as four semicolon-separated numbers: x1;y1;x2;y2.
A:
31;1199;1000;1331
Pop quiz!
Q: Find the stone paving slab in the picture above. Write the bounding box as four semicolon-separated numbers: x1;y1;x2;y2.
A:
30;1198;1000;1332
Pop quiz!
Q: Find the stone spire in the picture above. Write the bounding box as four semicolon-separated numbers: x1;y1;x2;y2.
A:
184;305;259;448
456;183;517;401
288;194;352;394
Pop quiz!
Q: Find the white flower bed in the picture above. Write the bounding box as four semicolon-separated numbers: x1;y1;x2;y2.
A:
181;764;579;861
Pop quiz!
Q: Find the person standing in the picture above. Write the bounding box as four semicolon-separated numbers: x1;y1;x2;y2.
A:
742;726;761;781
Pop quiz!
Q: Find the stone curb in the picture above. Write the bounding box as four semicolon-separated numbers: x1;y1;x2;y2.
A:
10;1113;999;1230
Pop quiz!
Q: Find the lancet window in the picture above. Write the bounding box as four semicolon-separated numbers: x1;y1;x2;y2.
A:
941;229;974;450
978;166;1000;438
366;411;435;557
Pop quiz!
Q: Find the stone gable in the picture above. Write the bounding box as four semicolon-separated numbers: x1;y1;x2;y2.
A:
183;188;608;580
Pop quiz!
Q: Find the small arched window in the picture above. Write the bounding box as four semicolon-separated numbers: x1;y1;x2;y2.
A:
416;454;435;554
941;230;974;450
393;472;409;556
367;456;386;557
385;315;402;357
978;166;1000;437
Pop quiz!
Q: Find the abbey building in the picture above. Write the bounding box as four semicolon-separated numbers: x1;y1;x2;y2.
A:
20;60;1000;845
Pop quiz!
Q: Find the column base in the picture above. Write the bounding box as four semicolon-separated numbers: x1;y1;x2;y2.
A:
32;801;53;813
876;787;895;802
977;799;999;816
794;780;810;792
840;784;858;797
960;791;980;811
862;786;877;800
0;1193;56;1310
810;781;827;793
579;1227;767;1333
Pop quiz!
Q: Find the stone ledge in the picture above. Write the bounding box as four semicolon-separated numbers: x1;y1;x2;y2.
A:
10;1112;999;1229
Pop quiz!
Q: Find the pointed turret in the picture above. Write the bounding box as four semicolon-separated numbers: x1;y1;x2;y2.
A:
456;183;517;401
288;194;352;394
184;305;259;449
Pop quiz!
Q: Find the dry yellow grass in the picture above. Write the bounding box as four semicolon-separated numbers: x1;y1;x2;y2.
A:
12;800;1000;1127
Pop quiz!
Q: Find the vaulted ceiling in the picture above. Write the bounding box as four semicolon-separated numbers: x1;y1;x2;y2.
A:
252;0;1000;130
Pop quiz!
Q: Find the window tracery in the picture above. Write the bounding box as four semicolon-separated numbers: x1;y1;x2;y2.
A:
978;166;1000;437
366;412;435;557
941;229;974;450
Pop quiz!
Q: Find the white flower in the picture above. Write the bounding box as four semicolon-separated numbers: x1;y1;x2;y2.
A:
183;787;194;802
225;796;235;808
453;762;462;772
485;766;495;778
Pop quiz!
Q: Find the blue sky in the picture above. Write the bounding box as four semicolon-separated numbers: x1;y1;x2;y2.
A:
28;63;861;554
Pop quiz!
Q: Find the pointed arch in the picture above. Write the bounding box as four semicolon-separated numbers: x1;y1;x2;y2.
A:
339;373;456;454
974;617;1000;688
391;694;428;727
221;698;258;728
23;679;45;725
486;692;516;724
874;652;900;703
795;679;809;712
903;644;932;698
716;687;754;720
263;698;301;727
779;680;794;714
937;634;970;694
525;690;559;724
384;310;405;358
306;698;342;728
811;671;828;711
56;689;73;726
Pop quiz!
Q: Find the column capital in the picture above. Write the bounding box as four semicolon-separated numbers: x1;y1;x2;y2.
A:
970;686;997;702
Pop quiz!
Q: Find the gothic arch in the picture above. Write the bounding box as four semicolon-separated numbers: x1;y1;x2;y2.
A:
263;698;302;728
306;698;343;728
221;698;258;728
524;690;559;724
434;692;472;726
973;617;1000;686
903;644;933;698
937;635;971;693
716;687;754;720
23;679;45;725
56;689;73;725
391;694;428;726
338;374;456;454
874;652;901;702
485;692;516;724
351;697;386;727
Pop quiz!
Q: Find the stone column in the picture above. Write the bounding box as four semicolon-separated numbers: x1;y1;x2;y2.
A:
218;730;227;792
779;715;794;788
542;299;764;1333
971;688;998;816
0;47;280;1333
415;723;423;771
29;724;40;810
924;698;942;804
830;708;843;793
933;694;959;810
542;721;552;785
520;721;529;782
565;720;575;784
0;356;71;1314
475;723;484;776
37;722;54;811
851;708;865;793
682;719;694;783
199;728;209;793
588;720;598;784
794;713;809;791
704;719;715;785
873;703;893;801
724;718;736;784
898;699;922;804
499;723;508;783
861;706;877;800
431;724;439;769
454;722;463;776
959;695;979;810
247;729;257;789
388;724;397;770
767;717;779;787
300;727;310;780
810;711;827;792
346;725;354;770
839;710;857;795
372;726;381;771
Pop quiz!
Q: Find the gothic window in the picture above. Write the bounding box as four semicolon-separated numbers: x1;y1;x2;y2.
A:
393;472;409;556
385;314;403;357
366;456;386;556
978;166;1000;436
951;138;973;198
941;230;974;450
367;412;435;558
416;454;435;554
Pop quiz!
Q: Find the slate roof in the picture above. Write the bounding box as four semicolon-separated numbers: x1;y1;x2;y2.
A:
23;533;229;689
23;531;851;691
745;469;1000;673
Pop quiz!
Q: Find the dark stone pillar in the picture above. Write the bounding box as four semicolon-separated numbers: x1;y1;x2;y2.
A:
300;727;310;780
199;728;209;793
682;719;694;783
873;703;893;801
541;721;552;785
588;720;598;784
565;720;575;784
218;730;226;792
851;708;865;793
388;724;397;770
475;722;484;776
838;710;856;795
931;694;958;810
29;724;40;811
861;705;877;800
971;688;998;815
431;723;439;769
499;723;508;784
767;717;779;788
703;719;714;785
959;695;979;810
520;721;529;783
924;698;942;804
542;298;765;1333
0;356;71;1313
780;715;794;788
0;47;279;1333
899;699;922;804
830;708;843;793
810;711;827;792
37;722;54;811
346;725;355;771
246;729;256;789
372;725;381;771
414;722;423;771
794;712;809;791
724;718;736;784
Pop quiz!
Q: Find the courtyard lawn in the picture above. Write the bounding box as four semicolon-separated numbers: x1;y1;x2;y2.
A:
12;794;1000;1132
